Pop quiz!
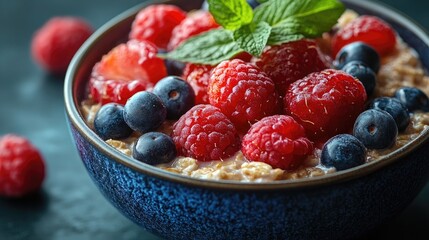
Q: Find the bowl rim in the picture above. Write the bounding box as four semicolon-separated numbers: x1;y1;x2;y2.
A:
64;0;429;191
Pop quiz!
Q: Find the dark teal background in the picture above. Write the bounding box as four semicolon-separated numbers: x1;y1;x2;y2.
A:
0;0;428;239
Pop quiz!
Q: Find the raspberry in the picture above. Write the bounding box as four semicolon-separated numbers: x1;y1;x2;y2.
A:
89;40;167;104
167;11;219;51
332;15;397;57
0;135;45;198
208;59;280;133
284;69;367;142
241;115;313;170
129;5;186;49
172;104;240;161
31;17;93;74
182;63;214;104
254;39;328;96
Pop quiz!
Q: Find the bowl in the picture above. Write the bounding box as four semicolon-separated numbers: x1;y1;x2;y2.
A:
64;0;429;239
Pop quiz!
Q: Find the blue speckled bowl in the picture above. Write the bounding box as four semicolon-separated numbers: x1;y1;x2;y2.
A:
64;0;429;239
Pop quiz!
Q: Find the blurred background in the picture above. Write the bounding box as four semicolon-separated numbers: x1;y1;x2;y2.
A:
0;0;428;239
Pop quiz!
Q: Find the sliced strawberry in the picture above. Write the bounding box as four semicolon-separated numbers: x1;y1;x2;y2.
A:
89;40;167;105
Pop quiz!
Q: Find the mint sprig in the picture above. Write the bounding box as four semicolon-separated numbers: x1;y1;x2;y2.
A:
207;0;253;31
161;0;345;65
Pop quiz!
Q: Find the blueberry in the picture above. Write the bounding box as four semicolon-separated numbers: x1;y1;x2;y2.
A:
132;132;177;165
369;97;410;132
341;61;376;96
394;87;429;112
124;91;167;133
321;134;366;171
152;76;195;119
353;109;398;149
334;42;380;73
93;103;133;140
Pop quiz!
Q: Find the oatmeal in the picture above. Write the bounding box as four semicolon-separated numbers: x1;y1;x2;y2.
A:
80;9;429;182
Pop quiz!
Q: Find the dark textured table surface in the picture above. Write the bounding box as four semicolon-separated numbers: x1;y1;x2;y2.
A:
0;0;428;239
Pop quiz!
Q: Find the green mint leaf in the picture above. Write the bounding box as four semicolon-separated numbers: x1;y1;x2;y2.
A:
256;0;270;3
160;29;243;65
254;0;345;44
207;0;253;30
233;21;271;56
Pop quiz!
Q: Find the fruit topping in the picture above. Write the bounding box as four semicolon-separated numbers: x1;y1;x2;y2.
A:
124;91;167;133
284;69;367;141
241;115;313;170
254;39;328;96
332;15;397;57
394;87;429;112
321;134;366;171
334;42;380;73
152;76;195;120
341;61;377;96
133;132;177;165
208;59;280;133
369;97;410;132
89;40;167;105
353;109;398;149
182;63;214;105
94;103;133;140
129;5;186;49
167;11;219;51
0;135;45;197
172;104;240;161
31;16;93;74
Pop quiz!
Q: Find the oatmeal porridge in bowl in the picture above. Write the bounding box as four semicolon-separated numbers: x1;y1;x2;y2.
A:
65;0;429;239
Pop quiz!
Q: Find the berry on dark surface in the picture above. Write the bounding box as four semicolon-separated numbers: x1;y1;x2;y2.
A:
241;115;313;170
341;61;376;96
284;69;367;141
0;135;45;198
31;16;93;74
124;91;167;133
152;76;195;119
369;97;410;132
334;42;380;73
133;132;176;165
94;103;133;140
254;39;328;96
332;15;397;57
172;104;240;161
129;5;186;49
321;134;366;171
394;87;429;112
209;59;280;133
353;109;398;149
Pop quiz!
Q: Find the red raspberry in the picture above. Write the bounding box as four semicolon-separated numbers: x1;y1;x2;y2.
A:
242;115;313;170
208;59;280;133
129;5;186;49
89;40;167;104
172;104;240;161
182;63;214;105
284;69;367;142
0;135;45;198
167;11;219;51
31;17;93;74
332;15;397;57
254;39;328;96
